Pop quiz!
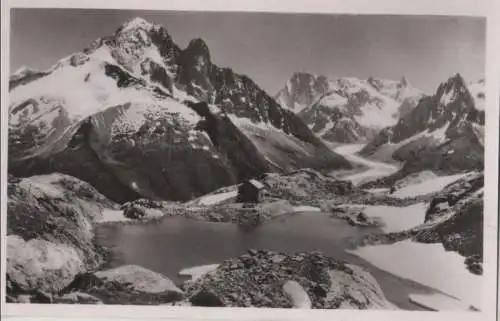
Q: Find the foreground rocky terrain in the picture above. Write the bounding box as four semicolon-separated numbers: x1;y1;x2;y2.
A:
183;250;396;309
5;164;484;310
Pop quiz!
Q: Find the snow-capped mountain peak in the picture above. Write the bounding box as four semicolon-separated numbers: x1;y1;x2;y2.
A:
118;17;158;33
277;73;424;143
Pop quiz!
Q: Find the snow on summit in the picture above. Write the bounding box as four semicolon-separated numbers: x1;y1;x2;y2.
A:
119;17;157;33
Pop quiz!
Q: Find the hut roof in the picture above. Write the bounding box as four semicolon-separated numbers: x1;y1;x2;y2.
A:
248;179;265;189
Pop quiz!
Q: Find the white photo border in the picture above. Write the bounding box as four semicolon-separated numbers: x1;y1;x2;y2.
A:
1;1;498;321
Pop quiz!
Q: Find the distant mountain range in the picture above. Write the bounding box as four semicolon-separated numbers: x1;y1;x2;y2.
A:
360;74;484;187
8;17;350;203
275;72;424;143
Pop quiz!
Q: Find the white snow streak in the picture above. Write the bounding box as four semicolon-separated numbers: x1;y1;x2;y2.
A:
178;264;219;281
392;173;469;198
333;144;399;186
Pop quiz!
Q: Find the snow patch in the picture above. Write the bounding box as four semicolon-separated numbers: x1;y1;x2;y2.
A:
392;173;470;198
197;190;238;206
360;203;427;233
98;209;130;223
409;293;474;311
178;264;219;281
348;240;482;310
293;206;321;212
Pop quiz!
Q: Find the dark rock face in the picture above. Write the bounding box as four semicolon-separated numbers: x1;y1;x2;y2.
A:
361;74;484;183
8;18;350;204
9;119;143;204
184;250;394;309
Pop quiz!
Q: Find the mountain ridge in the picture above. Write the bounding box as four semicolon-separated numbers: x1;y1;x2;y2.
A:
359;73;484;188
8;17;350;203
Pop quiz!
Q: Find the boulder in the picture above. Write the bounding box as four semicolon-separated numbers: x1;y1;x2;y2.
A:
61;265;184;305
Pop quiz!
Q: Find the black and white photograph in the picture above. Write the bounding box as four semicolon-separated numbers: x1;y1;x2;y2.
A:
1;2;499;320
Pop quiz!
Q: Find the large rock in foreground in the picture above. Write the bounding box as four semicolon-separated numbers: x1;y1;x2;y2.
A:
184;250;396;309
60;265;184;305
6;173;118;301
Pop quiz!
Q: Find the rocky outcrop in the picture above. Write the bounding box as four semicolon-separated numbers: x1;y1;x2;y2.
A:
262;169;355;206
184;250;396;309
322;206;383;228
6;174;118;301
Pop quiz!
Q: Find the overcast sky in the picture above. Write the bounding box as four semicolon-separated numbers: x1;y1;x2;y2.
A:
10;9;485;95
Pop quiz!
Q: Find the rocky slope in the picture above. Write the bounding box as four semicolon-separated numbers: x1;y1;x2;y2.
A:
360;74;484;188
275;73;423;143
8;17;350;204
183;250;396;309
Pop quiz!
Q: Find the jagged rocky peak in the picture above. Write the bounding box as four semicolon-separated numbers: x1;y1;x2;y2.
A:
399;75;410;88
182;38;212;74
283;72;330;95
185;38;211;59
436;73;471;105
276;72;330;112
